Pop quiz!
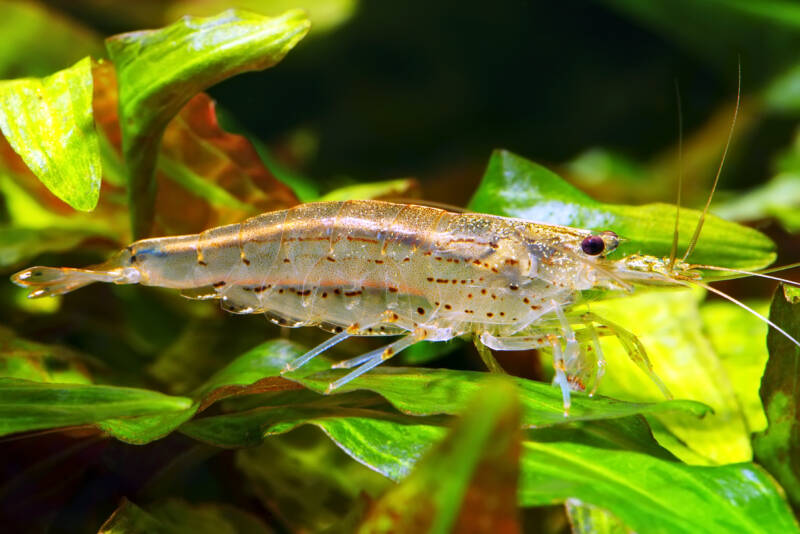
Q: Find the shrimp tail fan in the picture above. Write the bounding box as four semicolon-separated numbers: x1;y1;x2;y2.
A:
11;266;138;298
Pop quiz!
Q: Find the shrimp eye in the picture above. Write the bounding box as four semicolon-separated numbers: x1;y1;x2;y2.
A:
581;235;605;256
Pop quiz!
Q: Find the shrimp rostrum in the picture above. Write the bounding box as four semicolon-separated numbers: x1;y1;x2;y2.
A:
11;199;786;413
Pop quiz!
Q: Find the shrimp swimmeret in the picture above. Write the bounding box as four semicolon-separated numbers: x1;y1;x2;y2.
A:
18;198;798;413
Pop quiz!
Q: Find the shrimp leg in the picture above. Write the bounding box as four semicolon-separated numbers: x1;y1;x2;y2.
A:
326;335;418;393
578;312;673;400
282;330;352;373
473;336;506;374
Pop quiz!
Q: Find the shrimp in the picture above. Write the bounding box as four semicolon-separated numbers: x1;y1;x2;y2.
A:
14;198;763;413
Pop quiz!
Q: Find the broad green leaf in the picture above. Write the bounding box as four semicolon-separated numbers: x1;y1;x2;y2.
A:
358;380;522;534
293;367;710;426
99;497;273;534
468;149;776;270
196;411;798;534
0;378;192;436
585;288;754;464
519;441;799;534
106;9;310;237
0;57;101;211
753;285;800;508
700;299;769;434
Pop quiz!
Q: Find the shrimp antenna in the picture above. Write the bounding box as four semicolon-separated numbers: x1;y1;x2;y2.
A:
695;280;800;350
668;78;684;271
682;59;742;262
690;264;800;288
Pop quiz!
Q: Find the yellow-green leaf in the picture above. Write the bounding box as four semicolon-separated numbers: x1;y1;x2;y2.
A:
0;56;101;211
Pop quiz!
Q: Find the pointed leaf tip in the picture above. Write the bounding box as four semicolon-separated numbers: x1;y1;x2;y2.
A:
0;56;101;211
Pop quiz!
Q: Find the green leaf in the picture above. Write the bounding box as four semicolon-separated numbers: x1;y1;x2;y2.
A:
358;379;522;533
191;410;797;534
100;339;306;444
106;9;310;237
0;56;101;211
468;149;776;270
700;299;770;434
293;367;710;426
584;288;755;464
526;416;677;461
0;378;192;436
753;285;800;508
519;441;799;534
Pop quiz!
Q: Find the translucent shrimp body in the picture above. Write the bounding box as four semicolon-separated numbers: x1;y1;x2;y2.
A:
12;200;696;412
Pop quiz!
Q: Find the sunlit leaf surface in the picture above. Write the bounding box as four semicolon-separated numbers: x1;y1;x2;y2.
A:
586;289;754;464
0;57;101;211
